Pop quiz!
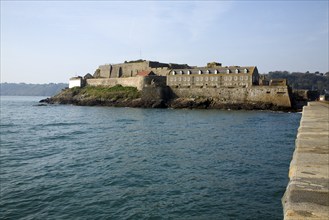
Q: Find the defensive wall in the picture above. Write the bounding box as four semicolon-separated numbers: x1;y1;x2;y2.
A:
170;86;291;107
282;102;329;219
96;60;189;78
86;76;166;91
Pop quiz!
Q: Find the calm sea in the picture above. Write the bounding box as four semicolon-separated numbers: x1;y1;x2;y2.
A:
0;96;301;219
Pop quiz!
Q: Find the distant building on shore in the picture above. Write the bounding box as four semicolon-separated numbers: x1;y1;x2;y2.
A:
68;59;291;108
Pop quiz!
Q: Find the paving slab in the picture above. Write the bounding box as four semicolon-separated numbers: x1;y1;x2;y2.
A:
282;102;329;220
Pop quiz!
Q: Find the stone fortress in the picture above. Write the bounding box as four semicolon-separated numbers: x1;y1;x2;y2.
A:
69;59;292;108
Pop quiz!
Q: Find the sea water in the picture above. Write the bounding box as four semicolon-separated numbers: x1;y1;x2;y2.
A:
0;96;301;219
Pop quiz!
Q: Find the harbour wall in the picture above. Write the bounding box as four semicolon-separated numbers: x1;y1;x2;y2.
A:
282;102;329;219
170;86;291;107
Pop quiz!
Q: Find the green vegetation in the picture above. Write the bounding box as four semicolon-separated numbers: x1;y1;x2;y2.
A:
71;85;140;100
266;71;329;93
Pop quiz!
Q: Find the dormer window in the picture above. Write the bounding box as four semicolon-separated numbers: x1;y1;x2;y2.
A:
244;68;248;73
198;70;202;74
187;70;191;75
206;70;210;74
235;69;239;74
226;69;230;74
172;71;176;75
214;70;218;74
179;70;183;75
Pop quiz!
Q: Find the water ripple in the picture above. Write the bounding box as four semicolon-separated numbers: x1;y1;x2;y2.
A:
0;97;301;219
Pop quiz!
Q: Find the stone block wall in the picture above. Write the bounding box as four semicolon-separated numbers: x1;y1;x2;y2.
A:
86;77;144;90
86;76;166;91
170;86;291;107
97;61;188;79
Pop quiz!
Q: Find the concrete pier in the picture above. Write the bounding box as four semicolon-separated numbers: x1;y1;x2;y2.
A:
282;102;329;219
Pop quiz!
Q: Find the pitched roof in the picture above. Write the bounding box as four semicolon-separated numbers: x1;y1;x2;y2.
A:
137;70;155;76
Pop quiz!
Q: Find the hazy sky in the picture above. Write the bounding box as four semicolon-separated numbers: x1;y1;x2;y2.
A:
1;1;328;83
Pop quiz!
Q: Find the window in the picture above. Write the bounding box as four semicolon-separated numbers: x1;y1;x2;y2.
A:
187;70;191;75
214;69;218;74
244;68;248;73
198;70;202;74
179;70;183;75
234;76;238;81
235;69;239;74
245;76;248;80
206;70;210;74
172;71;176;75
226;69;230;74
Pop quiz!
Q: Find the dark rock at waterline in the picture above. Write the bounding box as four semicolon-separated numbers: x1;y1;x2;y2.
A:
40;88;295;111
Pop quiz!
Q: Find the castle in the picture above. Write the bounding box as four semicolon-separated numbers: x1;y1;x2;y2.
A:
69;59;291;108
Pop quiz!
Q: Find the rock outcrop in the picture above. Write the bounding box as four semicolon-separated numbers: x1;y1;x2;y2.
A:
40;86;294;111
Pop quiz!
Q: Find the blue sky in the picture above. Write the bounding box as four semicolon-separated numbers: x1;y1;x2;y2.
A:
1;0;328;83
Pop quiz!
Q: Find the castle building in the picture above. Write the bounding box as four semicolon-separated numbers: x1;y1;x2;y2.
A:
167;66;259;88
70;59;291;107
94;60;190;78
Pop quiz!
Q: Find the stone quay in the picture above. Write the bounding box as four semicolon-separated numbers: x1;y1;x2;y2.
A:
282;101;329;219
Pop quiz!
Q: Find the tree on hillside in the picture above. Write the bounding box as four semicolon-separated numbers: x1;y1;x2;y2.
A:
266;71;329;93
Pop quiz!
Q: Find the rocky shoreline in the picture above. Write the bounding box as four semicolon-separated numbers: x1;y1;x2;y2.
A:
40;86;295;111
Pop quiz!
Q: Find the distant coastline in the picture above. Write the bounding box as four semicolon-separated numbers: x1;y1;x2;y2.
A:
0;83;68;96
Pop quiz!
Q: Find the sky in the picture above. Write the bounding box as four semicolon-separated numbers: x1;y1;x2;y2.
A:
1;0;328;84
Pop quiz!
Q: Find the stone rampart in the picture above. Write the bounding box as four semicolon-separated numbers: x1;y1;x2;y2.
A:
97;61;189;78
170;86;291;107
282;102;329;219
86;76;166;91
86;77;144;90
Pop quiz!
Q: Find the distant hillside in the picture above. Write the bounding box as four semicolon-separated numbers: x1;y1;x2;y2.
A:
265;71;329;93
0;83;68;96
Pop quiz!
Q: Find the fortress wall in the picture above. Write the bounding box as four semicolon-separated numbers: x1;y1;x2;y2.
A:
151;68;171;76
120;63;150;77
248;86;291;107
108;62;150;78
86;78;117;87
170;86;291;107
86;77;145;90
99;65;111;78
99;62;173;78
143;76;167;87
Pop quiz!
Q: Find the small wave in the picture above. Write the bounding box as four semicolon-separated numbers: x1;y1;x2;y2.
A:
41;122;86;127
0;123;17;128
114;119;139;124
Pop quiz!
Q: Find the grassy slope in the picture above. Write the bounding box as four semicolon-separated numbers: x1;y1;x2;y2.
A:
71;85;140;100
52;85;141;104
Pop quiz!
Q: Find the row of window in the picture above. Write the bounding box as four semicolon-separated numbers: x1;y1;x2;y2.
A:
172;69;249;75
223;82;249;87
169;76;249;82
